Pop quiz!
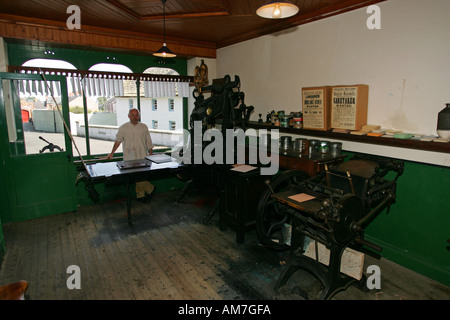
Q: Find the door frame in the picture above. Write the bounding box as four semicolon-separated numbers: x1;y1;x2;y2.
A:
0;72;77;223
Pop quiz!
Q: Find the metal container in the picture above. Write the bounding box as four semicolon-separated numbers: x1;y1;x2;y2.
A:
280;136;292;151
293;112;303;129
437;103;450;139
319;141;330;154
294;138;309;155
289;112;295;127
330;142;342;156
309;139;320;154
280;115;290;128
273;113;280;126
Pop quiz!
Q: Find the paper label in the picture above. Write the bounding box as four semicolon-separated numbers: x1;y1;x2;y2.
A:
303;89;325;129
332;87;358;129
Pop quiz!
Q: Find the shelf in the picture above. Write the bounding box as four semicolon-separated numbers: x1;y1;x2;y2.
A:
247;121;450;154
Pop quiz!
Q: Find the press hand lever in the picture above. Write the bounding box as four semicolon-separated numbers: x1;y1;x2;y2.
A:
265;179;275;195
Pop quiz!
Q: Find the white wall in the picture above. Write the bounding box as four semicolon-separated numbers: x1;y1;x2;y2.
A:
217;0;450;137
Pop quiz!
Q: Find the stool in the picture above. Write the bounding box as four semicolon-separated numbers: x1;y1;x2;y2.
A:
0;281;28;300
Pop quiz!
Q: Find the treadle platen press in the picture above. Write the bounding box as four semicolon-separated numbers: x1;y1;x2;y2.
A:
256;155;404;300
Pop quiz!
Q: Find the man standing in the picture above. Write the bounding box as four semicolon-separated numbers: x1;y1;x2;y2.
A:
107;108;155;202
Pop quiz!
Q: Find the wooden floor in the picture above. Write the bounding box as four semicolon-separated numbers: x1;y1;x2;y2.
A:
0;188;449;301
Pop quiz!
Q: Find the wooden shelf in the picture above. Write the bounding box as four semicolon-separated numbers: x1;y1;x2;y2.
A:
247;121;450;154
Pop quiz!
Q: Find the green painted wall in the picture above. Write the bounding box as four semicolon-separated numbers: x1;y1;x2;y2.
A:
364;160;450;286
0;216;5;267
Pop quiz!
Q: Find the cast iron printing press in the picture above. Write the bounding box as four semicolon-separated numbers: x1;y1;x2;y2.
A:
255;155;404;299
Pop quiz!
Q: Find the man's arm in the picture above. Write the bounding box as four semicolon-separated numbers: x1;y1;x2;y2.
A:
106;140;122;159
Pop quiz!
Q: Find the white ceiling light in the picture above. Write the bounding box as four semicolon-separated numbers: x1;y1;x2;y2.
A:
256;1;299;19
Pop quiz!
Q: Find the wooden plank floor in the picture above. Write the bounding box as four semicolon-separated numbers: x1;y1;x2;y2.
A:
0;189;449;301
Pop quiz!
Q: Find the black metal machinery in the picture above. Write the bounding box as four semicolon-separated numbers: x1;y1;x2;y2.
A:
174;75;254;223
256;154;404;299
39;136;63;153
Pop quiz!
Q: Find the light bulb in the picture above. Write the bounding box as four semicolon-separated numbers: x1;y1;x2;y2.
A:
272;3;282;18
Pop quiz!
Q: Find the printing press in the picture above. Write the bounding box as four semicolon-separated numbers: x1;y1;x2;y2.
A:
174;74;254;215
255;155;404;299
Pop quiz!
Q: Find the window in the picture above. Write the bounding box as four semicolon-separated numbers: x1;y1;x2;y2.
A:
15;59;77;155
169;98;175;112
169;121;176;131
152;120;158;129
80;63;134;157
23;59;76;70
152;99;158;111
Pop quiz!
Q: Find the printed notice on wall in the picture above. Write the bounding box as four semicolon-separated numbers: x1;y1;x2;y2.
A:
331;87;358;130
303;89;325;129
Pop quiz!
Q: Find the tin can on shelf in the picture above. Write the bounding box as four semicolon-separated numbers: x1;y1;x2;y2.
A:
293;112;303;129
273;113;280;126
280;115;290;128
294;138;309;155
309;139;320;154
289;112;295;127
280;136;292;151
319;141;330;154
330;142;342;156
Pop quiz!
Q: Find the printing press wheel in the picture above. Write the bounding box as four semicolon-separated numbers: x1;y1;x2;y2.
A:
330;194;364;246
256;170;310;250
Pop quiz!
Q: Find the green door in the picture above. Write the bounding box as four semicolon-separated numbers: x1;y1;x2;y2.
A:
0;72;77;223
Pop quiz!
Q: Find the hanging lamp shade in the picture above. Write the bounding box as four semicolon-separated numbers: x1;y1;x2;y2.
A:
256;1;299;19
153;0;176;58
153;43;176;58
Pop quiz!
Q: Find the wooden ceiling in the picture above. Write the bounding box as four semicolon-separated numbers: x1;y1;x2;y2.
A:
0;0;386;59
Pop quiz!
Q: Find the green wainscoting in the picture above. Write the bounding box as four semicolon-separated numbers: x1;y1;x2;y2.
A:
364;160;450;286
0;216;5;267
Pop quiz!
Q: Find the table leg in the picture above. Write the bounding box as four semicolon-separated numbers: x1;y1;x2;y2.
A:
126;180;132;226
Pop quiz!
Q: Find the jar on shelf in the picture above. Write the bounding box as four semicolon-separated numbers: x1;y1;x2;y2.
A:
280;115;290;128
293;112;303;129
273;113;280;126
289;112;295;127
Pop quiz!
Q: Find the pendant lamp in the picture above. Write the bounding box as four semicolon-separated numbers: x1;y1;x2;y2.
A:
153;0;176;58
256;1;299;19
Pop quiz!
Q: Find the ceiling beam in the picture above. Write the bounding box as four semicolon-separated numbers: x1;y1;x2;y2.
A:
140;11;230;20
106;0;230;21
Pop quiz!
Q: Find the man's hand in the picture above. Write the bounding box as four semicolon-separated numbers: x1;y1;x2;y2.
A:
105;153;114;160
